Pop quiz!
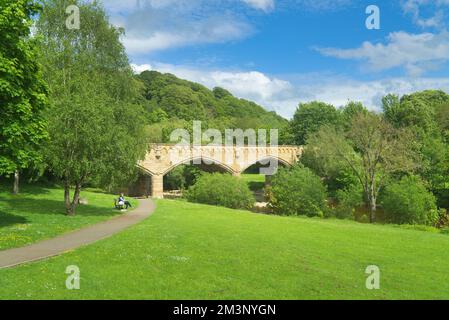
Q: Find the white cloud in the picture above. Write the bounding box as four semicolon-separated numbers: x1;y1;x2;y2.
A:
103;0;258;55
123;18;252;54
132;63;449;118
103;0;276;12
242;0;275;11
402;0;449;28
132;63;153;74
103;0;362;56
317;31;449;76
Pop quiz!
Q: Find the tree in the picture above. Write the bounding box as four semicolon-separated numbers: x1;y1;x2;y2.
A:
306;112;418;223
301;101;366;197
383;90;449;134
0;0;48;194
136;70;289;142
436;103;449;142
213;87;232;99
267;165;328;217
290;101;340;145
417;134;449;209
383;91;449;209
340;101;368;130
381;176;438;226
382;94;401;126
186;173;255;210
36;0;147;215
159;84;207;121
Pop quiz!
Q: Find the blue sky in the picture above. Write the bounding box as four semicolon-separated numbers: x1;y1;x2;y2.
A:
102;0;449;118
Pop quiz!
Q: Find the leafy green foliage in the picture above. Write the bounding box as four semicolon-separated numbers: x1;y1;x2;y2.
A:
36;0;147;214
383;90;449;210
138;71;290;144
334;183;365;220
417;135;449;208
436;103;449;142
164;166;186;191
302;129;360;197
268;165;328;217
164;165;203;190
186;173;254;209
300;101;368;196
340;101;368;130
381;176;438;226
0;0;48;177
383;90;449;134
304;113;418;223
290;101;341;145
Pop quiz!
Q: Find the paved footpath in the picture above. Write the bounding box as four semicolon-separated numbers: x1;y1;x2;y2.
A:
0;199;155;269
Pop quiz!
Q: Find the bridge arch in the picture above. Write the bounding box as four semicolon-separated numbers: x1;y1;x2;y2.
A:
240;156;292;174
162;156;237;176
133;156;239;199
134;144;303;198
137;165;157;177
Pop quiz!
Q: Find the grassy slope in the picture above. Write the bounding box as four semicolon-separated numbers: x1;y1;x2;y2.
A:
0;183;135;250
241;174;265;191
1;199;449;300
240;174;265;184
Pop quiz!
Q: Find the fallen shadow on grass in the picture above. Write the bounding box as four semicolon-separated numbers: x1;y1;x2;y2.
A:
0;197;119;218
0;211;29;228
248;181;265;192
0;182;51;196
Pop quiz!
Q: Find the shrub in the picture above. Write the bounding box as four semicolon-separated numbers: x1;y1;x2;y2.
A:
164;166;186;190
268;165;328;217
334;184;364;219
164;165;203;190
186;173;254;210
381;176;438;226
358;214;370;224
436;208;449;229
396;224;440;233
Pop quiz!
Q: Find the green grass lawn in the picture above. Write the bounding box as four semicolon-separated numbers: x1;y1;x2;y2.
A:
1;198;449;299
241;174;265;191
0;183;136;250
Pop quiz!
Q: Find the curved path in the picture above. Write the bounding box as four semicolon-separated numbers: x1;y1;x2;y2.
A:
0;199;156;269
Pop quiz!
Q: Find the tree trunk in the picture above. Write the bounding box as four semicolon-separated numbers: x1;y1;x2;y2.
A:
68;183;81;216
12;170;19;195
369;184;377;223
64;181;71;215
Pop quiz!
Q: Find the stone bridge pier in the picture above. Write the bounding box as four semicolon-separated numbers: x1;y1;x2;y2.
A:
135;144;303;198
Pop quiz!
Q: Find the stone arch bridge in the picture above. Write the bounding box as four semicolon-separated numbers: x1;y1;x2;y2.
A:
134;144;303;198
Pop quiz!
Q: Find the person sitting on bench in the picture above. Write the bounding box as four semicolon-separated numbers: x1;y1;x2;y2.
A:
118;193;132;209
